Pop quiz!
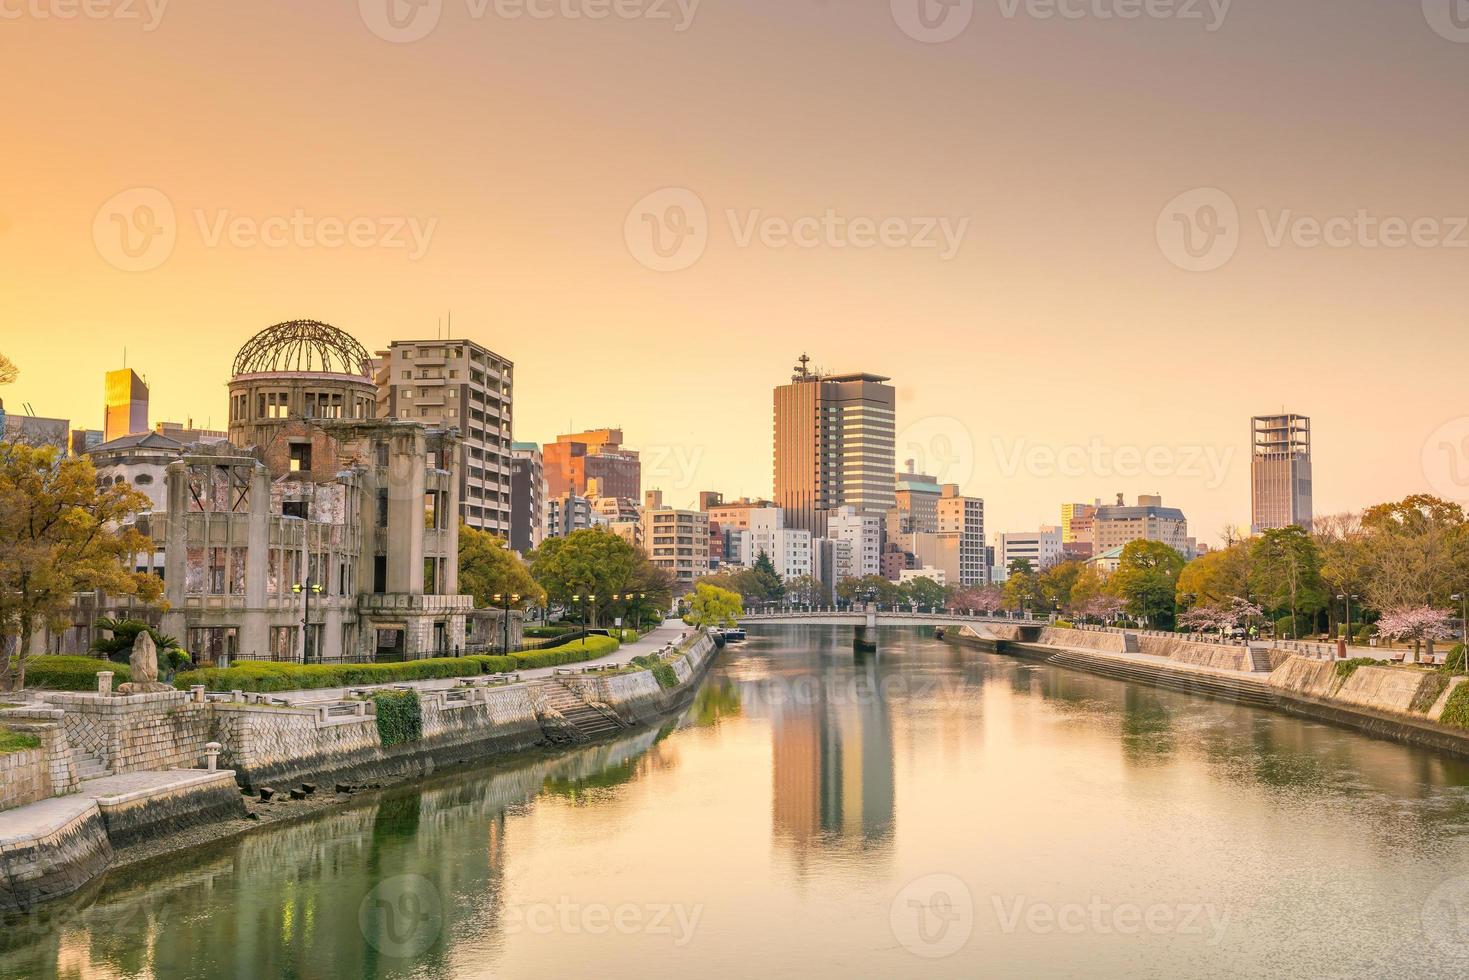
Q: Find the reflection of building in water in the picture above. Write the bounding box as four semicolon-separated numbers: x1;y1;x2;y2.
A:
771;656;895;858
0;727;670;979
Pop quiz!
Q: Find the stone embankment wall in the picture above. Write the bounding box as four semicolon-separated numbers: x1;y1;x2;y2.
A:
0;709;78;813
563;633;717;725
93;773;245;849
0;799;114;912
37;691;212;775
216;685;544;790
1137;635;1252;672
1268;657;1466;722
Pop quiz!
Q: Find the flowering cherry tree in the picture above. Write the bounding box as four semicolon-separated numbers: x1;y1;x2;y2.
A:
954;585;1004;615
1178;597;1263;637
1077;595;1125;624
1376;605;1455;660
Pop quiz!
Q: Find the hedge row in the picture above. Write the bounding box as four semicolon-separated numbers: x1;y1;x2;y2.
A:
174;635;622;693
25;656;132;691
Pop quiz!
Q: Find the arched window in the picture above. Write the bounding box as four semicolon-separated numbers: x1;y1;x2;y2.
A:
134;474;154;486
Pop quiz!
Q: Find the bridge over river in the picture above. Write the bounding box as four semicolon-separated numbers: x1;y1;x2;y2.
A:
738;607;1045;650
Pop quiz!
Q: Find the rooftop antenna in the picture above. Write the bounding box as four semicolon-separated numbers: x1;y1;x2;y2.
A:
793;353;812;381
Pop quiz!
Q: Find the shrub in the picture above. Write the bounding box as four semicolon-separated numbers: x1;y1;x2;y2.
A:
1440;643;1467;676
1053;619;1076;629
174;636;622;692
373;690;423;746
1353;624;1376;645
1275;615;1298;639
524;625;577;638
631;654;678;690
1440;681;1469;729
26;656;132;691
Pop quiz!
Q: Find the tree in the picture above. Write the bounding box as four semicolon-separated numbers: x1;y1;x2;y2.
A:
1249;526;1326;637
1107;540;1186;628
1037;559;1085;611
1177;597;1262;636
0;444;163;690
685;582;743;629
899;576;947;609
836;575;898;605
1175;542;1251;609
459;524;545;610
784;574;823;606
1361;495;1469;614
1077;594;1125;624
529;528;640;626
0;353;16;387
1313;511;1371;634
952;583;1003;615
91;617;190;679
1377;605;1455;661
1067;565;1107;614
1002;568;1043;612
750;551;786;603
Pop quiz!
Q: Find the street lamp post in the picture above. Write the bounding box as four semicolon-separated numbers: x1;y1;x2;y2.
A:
492;592;521;654
1454;593;1467;646
292;579;323;663
1338;593;1359;653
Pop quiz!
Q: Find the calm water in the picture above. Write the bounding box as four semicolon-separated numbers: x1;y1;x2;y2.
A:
7;627;1469;979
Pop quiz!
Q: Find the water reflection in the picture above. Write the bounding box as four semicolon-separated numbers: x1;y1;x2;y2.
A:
7;628;1469;979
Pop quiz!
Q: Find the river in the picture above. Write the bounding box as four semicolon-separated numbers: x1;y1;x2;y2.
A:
5;627;1469;979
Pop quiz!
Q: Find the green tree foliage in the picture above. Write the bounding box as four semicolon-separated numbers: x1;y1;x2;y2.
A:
1106;540;1185;628
1248;525;1326;636
0;444;163;690
530;528;641;625
1360;495;1469;612
750;551;786;603
1174;542;1251;609
898;576;948;609
783;574;824;606
1037;559;1086;611
91;618;190;678
1002;568;1044;612
685;582;743;628
836;575;899;605
458;524;545;609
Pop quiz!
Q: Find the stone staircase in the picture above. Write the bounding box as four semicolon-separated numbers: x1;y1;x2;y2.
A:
533;680;626;744
73;750;111;781
1246;646;1275;673
1045;651;1278;709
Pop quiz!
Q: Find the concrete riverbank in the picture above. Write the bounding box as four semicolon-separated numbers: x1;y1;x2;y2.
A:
0;626;720;911
954;624;1469;759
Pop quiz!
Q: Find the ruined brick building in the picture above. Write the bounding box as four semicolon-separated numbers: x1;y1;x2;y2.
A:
45;320;475;666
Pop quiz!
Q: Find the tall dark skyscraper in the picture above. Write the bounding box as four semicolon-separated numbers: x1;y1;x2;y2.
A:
773;355;896;538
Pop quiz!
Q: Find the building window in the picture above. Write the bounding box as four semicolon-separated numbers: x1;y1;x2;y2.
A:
289;442;312;472
423;557;438;595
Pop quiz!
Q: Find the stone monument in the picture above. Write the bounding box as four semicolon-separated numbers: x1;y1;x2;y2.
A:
116;631;175;695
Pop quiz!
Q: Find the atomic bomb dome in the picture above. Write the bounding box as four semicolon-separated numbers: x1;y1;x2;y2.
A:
227;319;380;450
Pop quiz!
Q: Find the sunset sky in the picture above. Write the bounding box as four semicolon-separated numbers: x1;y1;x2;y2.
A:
4;0;1467;542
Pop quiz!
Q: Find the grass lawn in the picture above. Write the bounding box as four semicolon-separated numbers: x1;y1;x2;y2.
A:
0;726;41;754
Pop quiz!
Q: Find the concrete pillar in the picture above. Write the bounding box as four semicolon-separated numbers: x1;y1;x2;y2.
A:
97;671;114;696
204;742;221;771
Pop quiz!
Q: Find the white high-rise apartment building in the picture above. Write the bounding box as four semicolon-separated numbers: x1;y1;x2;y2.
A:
744;508;813;580
996;527;1063;581
828;505;882;582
